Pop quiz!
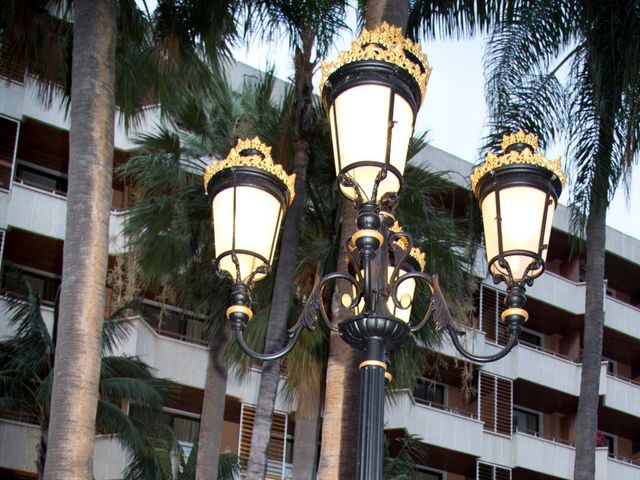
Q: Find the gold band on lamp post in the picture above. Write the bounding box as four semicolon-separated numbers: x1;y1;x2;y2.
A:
501;308;529;322
226;305;254;321
359;360;387;370
352;229;385;246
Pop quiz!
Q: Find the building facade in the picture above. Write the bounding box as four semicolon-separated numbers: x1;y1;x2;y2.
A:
0;60;639;480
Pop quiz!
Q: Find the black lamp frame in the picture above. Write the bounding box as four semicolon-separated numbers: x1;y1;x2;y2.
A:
211;71;554;480
322;59;422;206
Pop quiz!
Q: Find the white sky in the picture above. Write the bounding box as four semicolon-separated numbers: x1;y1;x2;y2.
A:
229;8;640;241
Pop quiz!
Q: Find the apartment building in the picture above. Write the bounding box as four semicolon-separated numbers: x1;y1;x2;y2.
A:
0;57;639;480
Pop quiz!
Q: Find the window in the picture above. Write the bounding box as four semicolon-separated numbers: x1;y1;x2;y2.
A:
15;161;67;193
518;329;542;347
414;379;446;406
599;432;616;456
513;407;540;434
416;468;443;480
1;265;61;304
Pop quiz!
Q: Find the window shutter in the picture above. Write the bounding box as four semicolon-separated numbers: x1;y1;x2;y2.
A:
478;372;512;436
238;403;288;479
479;284;509;346
0;116;20;190
477;461;511;480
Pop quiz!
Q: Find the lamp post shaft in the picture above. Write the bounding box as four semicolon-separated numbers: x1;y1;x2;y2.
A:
356;337;387;480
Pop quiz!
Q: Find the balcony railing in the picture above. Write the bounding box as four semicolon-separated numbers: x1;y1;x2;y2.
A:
141;299;208;346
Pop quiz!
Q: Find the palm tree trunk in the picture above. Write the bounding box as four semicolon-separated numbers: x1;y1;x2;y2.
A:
245;33;315;479
291;388;322;478
196;324;230;480
317;4;409;478
365;0;409;30
573;175;609;479
317;202;360;480
42;1;116;479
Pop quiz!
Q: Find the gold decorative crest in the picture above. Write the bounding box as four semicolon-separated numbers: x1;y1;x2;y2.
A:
470;131;566;196
320;22;431;102
203;137;296;203
389;222;426;271
501;129;539;151
410;247;426;272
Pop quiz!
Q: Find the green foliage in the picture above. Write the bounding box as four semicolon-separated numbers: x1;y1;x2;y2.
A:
483;1;640;234
383;433;429;480
0;0;241;127
0;270;175;479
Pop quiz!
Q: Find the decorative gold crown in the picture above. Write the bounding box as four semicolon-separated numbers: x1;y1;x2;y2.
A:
203;137;296;203
501;129;539;151
470;131;566;196
389;222;426;271
320;22;431;102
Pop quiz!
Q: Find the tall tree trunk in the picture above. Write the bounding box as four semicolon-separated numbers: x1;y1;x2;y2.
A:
316;205;360;479
317;3;408;477
365;0;409;30
291;387;323;478
245;33;315;479
196;324;230;480
573;166;610;479
43;1;117;479
573;200;606;479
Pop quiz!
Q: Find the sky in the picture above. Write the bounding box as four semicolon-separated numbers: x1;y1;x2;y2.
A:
228;9;640;241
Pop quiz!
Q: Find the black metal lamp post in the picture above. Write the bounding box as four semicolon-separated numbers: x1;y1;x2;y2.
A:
204;24;566;480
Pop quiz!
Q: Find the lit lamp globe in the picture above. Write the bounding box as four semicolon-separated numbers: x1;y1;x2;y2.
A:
320;22;431;203
345;238;425;323
388;245;426;322
204;138;295;285
471;131;566;286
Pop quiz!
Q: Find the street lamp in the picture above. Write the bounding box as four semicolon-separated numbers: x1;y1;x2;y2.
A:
204;23;565;480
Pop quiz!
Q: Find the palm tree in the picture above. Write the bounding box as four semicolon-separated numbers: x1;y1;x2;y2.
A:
0;0;242;479
317;1;500;476
0;270;174;480
482;2;640;478
0;2;240;478
238;2;348;478
122;68;296;479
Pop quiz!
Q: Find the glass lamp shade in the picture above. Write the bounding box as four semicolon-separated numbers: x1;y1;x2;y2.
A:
327;78;415;202
472;132;565;285
204;139;295;285
320;23;430;203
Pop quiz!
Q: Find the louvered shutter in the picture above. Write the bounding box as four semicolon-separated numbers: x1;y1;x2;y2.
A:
479;284;509;346
477;461;511;480
0;116;19;190
478;372;512;436
0;229;5;267
238;403;288;479
0;45;25;84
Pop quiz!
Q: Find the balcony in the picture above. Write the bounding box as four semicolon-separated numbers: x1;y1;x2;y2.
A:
384;391;484;457
483;271;640;341
603;374;640;418
0;297;55;338
513;431;575;478
483;343;607;398
0;419;39;475
0;419;128;480
5;182;126;254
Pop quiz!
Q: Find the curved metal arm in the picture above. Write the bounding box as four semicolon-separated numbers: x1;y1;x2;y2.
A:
233;321;304;361
389;271;524;362
445;325;520;363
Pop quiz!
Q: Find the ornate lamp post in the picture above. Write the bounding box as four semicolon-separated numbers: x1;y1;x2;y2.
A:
204;23;566;480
